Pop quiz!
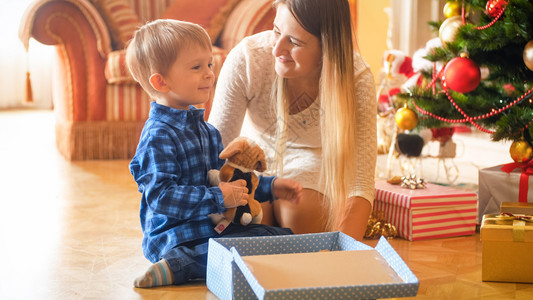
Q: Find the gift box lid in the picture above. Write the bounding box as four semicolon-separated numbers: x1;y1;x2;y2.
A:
375;180;477;209
481;214;533;243
206;232;419;300
500;202;533;215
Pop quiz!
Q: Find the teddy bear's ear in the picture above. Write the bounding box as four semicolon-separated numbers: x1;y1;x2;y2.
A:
219;139;245;159
219;146;241;159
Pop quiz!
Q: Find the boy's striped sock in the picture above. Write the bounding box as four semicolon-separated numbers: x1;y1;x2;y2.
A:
134;259;174;288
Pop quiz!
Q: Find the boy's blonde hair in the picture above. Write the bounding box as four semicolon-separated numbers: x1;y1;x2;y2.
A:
126;19;212;99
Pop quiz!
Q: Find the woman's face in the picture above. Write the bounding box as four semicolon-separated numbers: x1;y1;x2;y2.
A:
272;4;322;81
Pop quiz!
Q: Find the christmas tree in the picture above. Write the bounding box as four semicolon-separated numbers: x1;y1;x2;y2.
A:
396;0;533;162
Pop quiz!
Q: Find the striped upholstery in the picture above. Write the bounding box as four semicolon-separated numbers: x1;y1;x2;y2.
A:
104;46;228;121
103;0;238;122
127;0;173;22
211;46;228;82
21;0;276;159
92;0;141;49
102;0;190;123
105;84;151;121
161;0;241;42
219;0;275;50
94;0;175;50
105;49;134;83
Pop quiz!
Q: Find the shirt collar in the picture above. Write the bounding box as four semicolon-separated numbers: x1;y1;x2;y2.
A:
149;102;205;130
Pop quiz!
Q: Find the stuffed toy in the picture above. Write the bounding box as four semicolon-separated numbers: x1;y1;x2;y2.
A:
401;38;443;92
395;133;425;157
208;137;266;233
377;50;417;154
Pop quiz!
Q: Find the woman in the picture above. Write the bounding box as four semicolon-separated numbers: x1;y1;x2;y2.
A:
208;0;376;240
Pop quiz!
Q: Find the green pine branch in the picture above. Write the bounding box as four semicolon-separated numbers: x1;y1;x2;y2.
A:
400;0;533;143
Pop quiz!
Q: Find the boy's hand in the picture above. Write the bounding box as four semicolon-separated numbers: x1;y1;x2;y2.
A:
219;180;249;208
273;178;302;203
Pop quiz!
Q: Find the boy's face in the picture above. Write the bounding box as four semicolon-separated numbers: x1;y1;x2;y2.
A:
158;45;214;110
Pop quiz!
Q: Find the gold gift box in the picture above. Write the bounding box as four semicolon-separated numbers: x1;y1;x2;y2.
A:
480;214;533;283
500;202;533;216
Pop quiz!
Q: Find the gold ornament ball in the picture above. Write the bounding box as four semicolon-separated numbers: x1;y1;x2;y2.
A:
443;2;461;18
524;40;533;71
395;107;418;131
509;140;533;163
439;16;462;46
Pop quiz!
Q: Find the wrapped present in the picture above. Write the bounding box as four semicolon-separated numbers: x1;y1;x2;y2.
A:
481;213;533;283
478;164;533;222
500;202;533;215
206;232;419;300
374;180;477;241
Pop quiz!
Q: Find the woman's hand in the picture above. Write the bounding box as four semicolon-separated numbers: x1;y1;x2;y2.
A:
272;178;302;203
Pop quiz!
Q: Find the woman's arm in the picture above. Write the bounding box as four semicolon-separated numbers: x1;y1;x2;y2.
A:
339;57;377;241
337;196;372;241
351;59;378;204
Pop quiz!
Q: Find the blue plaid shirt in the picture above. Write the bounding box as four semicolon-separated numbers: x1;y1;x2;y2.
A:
130;102;275;263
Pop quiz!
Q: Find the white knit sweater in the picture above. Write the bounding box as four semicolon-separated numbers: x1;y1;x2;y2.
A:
209;31;377;204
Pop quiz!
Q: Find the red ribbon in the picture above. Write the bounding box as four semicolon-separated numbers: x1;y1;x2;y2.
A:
501;160;533;203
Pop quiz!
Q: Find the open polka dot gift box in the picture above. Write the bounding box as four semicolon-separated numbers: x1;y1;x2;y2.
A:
206;232;419;299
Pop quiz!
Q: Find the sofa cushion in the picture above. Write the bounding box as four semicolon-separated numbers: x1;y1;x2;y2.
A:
219;0;275;50
161;0;241;42
91;0;141;49
105;49;135;84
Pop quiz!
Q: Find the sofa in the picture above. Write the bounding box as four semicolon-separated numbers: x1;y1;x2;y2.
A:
19;0;275;160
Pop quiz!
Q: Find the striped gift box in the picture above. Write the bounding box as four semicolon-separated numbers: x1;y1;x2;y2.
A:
374;181;478;241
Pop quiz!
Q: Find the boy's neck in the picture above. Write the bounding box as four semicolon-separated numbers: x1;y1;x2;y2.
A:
155;98;190;110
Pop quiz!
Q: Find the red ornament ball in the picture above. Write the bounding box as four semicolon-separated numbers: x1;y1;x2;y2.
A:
443;57;481;93
485;0;508;18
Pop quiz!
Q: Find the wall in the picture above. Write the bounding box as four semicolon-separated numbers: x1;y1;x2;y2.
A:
356;0;445;81
356;0;391;81
0;1;53;109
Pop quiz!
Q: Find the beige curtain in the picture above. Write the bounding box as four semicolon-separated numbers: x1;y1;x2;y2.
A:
389;0;446;56
0;0;53;109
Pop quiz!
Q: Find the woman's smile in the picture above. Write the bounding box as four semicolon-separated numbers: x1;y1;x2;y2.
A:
276;56;294;64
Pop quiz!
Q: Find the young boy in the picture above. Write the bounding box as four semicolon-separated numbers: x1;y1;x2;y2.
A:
126;19;302;288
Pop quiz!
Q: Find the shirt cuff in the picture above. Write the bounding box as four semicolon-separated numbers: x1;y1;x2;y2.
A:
348;190;375;207
211;186;226;213
255;175;276;203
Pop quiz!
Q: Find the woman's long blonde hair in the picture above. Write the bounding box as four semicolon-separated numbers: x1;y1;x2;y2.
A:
272;0;358;230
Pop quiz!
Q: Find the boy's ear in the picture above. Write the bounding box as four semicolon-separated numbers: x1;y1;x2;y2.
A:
149;73;170;92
